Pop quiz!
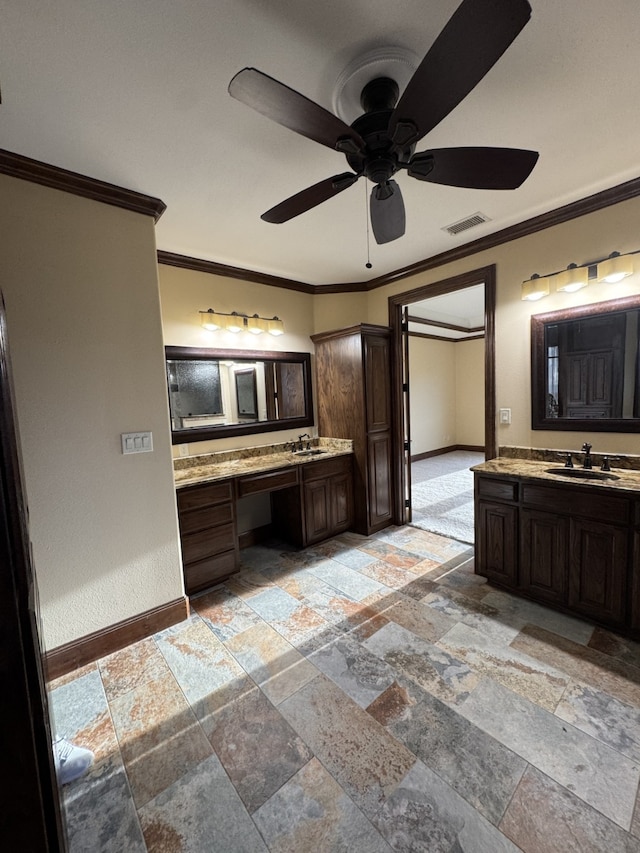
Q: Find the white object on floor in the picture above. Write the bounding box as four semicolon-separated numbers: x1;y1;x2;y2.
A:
411;468;475;543
53;736;94;785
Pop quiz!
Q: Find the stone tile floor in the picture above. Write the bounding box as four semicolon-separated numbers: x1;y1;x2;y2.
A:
48;525;640;852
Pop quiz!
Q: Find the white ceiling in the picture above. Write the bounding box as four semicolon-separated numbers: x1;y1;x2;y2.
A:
2;0;640;286
408;284;485;338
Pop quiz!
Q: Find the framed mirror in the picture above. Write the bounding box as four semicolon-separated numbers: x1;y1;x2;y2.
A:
531;294;640;432
166;346;314;443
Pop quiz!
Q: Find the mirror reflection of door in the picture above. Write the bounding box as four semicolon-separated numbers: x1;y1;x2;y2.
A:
548;313;626;419
234;368;258;420
264;363;277;421
275;361;305;419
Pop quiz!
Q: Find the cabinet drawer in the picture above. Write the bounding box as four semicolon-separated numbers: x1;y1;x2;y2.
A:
302;454;351;482
476;476;518;503
179;502;233;536
177;480;233;512
237;467;298;497
184;550;237;595
181;522;235;563
522;484;629;524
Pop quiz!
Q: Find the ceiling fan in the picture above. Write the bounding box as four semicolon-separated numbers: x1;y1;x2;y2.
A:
229;0;538;244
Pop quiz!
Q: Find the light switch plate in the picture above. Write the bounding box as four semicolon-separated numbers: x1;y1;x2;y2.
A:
499;408;512;425
121;431;153;454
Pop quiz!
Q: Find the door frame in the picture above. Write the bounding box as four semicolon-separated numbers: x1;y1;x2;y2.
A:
0;290;66;849
388;264;496;525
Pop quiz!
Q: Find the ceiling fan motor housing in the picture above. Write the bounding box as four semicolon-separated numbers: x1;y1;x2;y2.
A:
360;76;399;113
346;76;415;185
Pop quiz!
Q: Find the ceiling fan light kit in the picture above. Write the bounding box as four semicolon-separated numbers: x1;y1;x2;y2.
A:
228;0;538;245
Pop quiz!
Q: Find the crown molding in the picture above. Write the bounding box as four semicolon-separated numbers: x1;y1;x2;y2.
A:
157;250;315;294
160;175;640;293
0;148;166;221
359;175;640;291
2;146;637;290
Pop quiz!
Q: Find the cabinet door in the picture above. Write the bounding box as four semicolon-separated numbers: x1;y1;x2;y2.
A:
364;334;391;432
330;471;353;533
367;431;393;532
568;519;627;627
520;509;568;604
476;500;518;587
304;479;331;544
632;530;640;632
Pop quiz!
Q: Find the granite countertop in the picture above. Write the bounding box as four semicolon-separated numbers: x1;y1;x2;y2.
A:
174;437;353;489
473;458;640;494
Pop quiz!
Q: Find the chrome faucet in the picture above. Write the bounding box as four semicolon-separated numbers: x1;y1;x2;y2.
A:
581;442;593;469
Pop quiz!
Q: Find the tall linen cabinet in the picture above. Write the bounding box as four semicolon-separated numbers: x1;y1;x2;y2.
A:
311;324;393;536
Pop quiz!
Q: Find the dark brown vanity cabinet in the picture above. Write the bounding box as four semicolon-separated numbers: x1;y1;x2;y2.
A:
270;455;354;548
177;455;355;595
311;325;393;536
475;473;633;633
302;456;353;545
475;478;518;588
177;479;239;595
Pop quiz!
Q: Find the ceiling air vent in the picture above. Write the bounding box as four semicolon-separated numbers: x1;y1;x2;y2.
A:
442;211;491;236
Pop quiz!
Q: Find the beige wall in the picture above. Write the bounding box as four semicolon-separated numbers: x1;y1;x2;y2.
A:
409;337;456;454
408;336;484;454
0;175;183;650
313;291;369;333
455;338;485;447
364;196;640;456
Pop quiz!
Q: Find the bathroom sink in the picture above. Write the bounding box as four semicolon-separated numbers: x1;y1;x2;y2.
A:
544;467;619;481
294;449;327;457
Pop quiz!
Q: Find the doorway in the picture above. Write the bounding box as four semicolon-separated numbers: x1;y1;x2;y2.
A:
388;264;496;528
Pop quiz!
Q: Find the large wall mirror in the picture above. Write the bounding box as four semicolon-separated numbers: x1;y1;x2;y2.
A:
531;294;640;432
166;346;313;443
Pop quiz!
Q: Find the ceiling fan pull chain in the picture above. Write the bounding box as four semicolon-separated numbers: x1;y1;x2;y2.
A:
365;179;372;269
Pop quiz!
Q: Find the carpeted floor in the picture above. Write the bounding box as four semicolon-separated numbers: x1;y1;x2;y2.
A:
410;450;484;544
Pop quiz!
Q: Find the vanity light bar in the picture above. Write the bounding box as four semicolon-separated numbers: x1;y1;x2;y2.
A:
521;274;550;301
597;251;634;284
521;249;638;301
200;309;284;336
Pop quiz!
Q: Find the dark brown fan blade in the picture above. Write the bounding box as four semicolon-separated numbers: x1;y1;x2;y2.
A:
370;180;406;244
389;0;532;147
261;173;360;224
408;147;538;189
229;68;365;154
